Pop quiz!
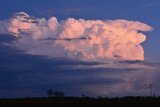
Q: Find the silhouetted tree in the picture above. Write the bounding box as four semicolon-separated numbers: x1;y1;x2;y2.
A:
82;94;85;98
98;96;103;99
47;89;54;98
54;90;65;98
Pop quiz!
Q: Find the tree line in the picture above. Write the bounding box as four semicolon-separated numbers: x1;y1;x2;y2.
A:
47;89;65;98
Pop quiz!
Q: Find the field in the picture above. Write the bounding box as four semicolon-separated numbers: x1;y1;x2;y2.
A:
0;96;160;107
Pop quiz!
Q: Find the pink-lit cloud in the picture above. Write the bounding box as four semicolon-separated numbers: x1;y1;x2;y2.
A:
0;12;152;61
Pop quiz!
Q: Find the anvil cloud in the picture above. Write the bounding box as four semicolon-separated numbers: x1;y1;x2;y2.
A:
0;12;152;61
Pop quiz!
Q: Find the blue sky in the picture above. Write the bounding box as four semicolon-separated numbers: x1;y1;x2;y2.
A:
0;0;160;98
0;0;160;61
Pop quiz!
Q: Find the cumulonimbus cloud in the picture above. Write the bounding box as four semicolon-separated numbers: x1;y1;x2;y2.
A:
0;12;152;61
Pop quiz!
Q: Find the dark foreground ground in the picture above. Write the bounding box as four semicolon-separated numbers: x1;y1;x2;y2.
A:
1;96;160;107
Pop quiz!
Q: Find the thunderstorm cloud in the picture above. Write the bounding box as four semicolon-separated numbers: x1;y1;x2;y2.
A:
0;12;152;61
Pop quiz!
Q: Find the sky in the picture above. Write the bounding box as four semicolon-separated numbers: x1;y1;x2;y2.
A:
0;0;160;61
0;0;160;98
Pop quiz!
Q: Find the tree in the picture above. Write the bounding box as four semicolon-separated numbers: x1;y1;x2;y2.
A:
47;89;54;98
82;94;85;98
54;90;65;98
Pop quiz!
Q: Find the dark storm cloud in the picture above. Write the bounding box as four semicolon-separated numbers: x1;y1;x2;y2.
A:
1;34;160;98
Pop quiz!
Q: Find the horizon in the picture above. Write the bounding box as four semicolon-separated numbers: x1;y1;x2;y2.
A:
0;0;160;98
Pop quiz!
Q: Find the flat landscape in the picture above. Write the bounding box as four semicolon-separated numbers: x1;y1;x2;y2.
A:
1;97;160;107
1;1;160;106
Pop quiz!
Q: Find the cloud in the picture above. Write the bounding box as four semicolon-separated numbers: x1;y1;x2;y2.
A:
1;39;160;97
0;20;9;35
79;64;159;97
0;12;152;61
